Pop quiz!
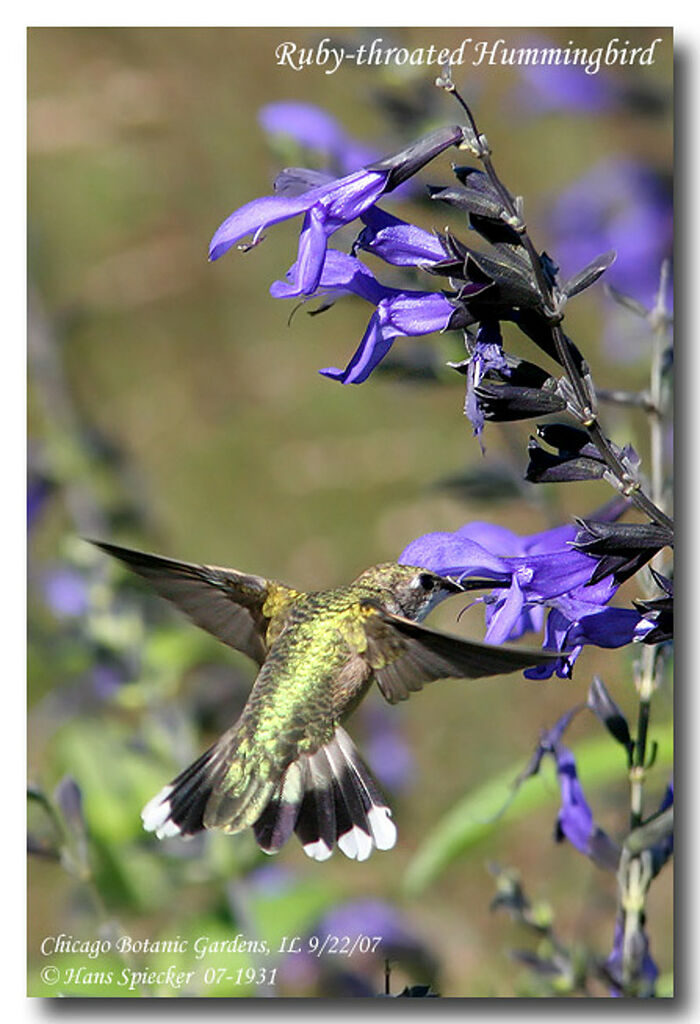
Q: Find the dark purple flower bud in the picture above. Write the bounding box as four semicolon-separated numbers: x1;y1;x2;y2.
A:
573;519;673;586
474;381;567;423
365;124;465;191
587;676;634;759
525;438;607;484
443;164;513;220
53;776;87;840
526;425;639;487
561;249;616;298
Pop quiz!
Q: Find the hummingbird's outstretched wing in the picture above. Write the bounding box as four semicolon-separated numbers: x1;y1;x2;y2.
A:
91;541;300;665
358;602;560;704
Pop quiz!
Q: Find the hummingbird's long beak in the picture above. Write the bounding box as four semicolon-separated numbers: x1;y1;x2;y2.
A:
442;575;511;593
441;575;466;593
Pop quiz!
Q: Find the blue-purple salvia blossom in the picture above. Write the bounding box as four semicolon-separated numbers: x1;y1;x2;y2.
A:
209;125;465;298
353;206;447;266
271;249;459;384
399;515;651;678
461;321;510;444
518;708;620;870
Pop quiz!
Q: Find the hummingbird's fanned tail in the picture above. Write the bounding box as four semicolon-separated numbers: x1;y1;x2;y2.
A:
254;726;397;862
142;726;396;862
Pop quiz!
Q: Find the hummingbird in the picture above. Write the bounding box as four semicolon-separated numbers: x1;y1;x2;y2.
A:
93;542;555;862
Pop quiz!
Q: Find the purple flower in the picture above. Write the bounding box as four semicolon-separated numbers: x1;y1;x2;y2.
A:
259;101;378;176
461;321;510;444
360;704;414;792
518;709;619;870
353;207;447;267
209;125;465;297
552;744;619;869
399;511;647;678
27;472;54;530
515;40;617;114
549;158;672;307
604;914;659;996
271;249;458;384
42;567;90;618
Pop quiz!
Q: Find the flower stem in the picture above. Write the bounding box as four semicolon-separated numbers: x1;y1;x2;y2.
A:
439;76;673;534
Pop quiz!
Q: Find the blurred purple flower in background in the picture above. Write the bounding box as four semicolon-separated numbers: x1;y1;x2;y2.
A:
27;472;54;530
360;704;414;792
42;566;90;619
548;158;672;308
515;44;617;114
259;101;378;176
91;663;128;700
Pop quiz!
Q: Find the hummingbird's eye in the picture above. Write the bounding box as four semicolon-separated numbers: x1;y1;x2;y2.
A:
418;573;437;591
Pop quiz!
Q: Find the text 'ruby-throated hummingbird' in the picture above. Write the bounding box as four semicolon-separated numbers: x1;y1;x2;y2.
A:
94;542;555;863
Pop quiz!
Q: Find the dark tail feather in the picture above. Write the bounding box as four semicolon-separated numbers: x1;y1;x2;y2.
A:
254;725;397;862
141;744;226;839
253;761;304;853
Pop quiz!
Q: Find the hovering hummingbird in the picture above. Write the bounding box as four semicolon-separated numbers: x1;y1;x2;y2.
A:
93;542;555;862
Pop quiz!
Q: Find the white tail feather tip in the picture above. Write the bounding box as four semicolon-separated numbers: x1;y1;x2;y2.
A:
367;805;397;851
303;838;333;862
141;785;175;836
338;825;374;862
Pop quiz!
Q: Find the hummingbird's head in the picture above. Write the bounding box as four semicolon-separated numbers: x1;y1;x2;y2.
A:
354;563;463;622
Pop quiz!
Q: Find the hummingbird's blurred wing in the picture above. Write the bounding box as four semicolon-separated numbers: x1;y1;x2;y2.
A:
359;602;559;704
92;541;300;665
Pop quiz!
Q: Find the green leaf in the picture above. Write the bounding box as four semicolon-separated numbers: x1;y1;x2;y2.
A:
404;720;673;894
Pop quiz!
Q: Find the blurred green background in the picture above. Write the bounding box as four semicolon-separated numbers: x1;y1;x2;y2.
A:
28;26;673;997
